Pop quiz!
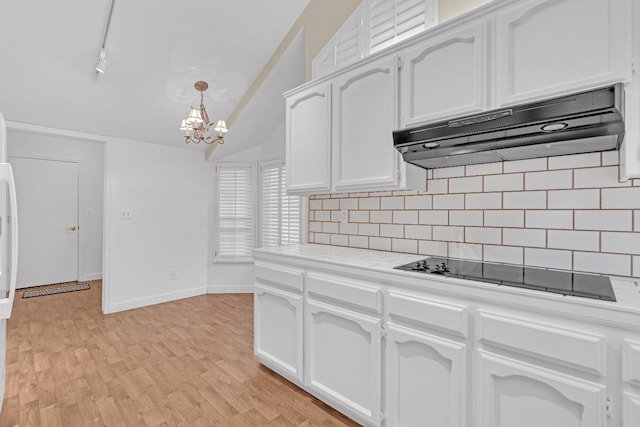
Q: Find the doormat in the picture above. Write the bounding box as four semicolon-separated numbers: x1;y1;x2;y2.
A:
22;282;90;298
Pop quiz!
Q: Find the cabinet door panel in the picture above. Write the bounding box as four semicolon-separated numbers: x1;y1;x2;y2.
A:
333;56;399;192
306;299;381;426
254;284;303;382
386;324;466;427
400;21;488;127
495;0;632;106
476;351;607;427
286;83;332;194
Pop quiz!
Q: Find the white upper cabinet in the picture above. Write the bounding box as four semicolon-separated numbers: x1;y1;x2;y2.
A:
332;56;400;192
399;20;488;127
312;5;365;80
366;0;438;54
285;83;332;194
495;0;632;107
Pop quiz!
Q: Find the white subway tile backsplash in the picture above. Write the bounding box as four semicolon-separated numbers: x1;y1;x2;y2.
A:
315;233;330;244
426;179;448;194
602;232;640;255
370;210;393;224
524;248;572;270
392;238;418;254
340;198;359;210
433;226;464;242
322;199;340;210
393;211;419;224
636;211;640;232
359;197;380;210
340;223;358;234
381;196;404;210
350;210;369;223
484;245;523;265
601;151;620;166
433;166;465;179
309;222;322;232
331;211;342;222
525;170;572;190
574;166;629;189
393;190;419;196
465;227;502;244
419;210;449;225
380;224;404;238
449;176;483;193
315;211;330;221
547;189;600;209
433;194;465;210
503;229;546;248
484;173;524;192
358;223;380;236
450;210;483;226
309;199;323;210
369;237;391;251
575;210;632;231
449;243;482;260
309;211;315;221
405;225;432;240
485;210;525;228
547;230;599;251
574;252;631;276
405;195;433;210
466;193;502;209
547;153;600;170
349;235;369;248
331;234;349;246
602;188;640;209
526;210;573;229
322;222;339;233
503;158;547;173
634;256;640;277
466;162;502;176
419;240;448;257
503;191;547;209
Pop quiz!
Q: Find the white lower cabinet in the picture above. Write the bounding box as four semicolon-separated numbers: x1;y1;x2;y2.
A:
253;283;303;382
385;323;467;427
305;298;382;427
476;350;607;427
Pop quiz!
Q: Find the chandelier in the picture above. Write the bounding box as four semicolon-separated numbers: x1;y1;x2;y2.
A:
180;81;228;144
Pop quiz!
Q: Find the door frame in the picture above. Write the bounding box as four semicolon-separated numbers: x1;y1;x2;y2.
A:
10;154;83;285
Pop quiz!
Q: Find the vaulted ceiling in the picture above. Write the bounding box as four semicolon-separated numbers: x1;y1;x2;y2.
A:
0;0;311;150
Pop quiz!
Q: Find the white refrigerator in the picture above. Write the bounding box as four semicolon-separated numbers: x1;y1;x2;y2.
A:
0;111;18;413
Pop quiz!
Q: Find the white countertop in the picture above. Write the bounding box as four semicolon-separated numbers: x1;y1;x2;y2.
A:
254;244;640;311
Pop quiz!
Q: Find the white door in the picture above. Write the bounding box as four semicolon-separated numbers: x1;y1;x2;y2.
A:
10;156;79;288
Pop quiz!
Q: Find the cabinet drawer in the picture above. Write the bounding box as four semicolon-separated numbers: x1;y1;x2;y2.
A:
477;310;606;375
254;262;304;293
306;272;382;314
387;289;469;338
623;339;640;385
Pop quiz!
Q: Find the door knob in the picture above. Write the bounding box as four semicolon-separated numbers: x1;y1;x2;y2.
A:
67;226;78;231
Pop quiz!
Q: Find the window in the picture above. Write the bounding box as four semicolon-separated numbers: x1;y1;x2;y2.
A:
261;161;301;248
215;162;256;260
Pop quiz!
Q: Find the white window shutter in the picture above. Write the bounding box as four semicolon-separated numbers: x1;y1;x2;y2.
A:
261;161;301;248
216;163;256;259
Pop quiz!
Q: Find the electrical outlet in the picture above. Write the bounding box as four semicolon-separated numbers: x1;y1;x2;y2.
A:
120;209;133;219
341;209;349;224
170;269;177;280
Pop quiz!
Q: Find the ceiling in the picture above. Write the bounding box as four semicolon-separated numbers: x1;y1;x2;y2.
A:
0;0;311;151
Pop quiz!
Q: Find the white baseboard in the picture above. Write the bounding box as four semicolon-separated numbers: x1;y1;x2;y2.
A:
106;286;207;314
82;272;103;281
207;284;253;294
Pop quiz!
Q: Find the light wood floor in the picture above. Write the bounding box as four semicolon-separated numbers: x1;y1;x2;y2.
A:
0;282;360;426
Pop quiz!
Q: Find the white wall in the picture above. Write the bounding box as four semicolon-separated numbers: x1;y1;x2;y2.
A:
7;129;104;281
103;138;209;313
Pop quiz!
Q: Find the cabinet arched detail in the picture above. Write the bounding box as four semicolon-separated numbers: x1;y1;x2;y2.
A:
477;350;607;427
386;323;467;427
495;0;631;106
399;20;487;127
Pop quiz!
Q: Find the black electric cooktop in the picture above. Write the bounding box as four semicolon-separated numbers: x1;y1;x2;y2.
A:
394;257;616;302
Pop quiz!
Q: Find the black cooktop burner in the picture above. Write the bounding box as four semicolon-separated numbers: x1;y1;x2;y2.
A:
394;257;616;302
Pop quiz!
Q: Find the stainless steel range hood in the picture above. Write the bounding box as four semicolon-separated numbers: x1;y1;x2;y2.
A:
393;84;625;169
